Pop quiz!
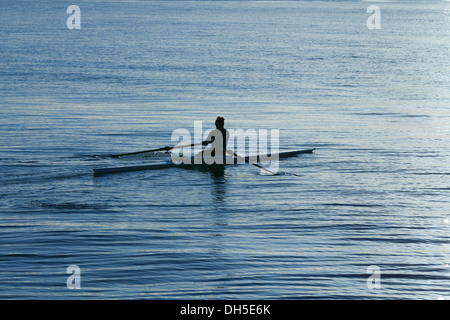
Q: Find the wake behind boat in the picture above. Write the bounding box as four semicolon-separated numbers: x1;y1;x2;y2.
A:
93;149;315;175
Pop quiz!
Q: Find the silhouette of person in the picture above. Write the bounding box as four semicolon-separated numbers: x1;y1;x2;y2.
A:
194;117;230;165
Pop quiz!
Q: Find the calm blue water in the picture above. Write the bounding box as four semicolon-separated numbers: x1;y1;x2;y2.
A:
1;0;450;299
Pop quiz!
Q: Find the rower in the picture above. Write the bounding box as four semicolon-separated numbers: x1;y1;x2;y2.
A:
194;116;229;164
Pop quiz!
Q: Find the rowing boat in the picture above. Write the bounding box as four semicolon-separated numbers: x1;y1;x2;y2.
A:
93;149;315;175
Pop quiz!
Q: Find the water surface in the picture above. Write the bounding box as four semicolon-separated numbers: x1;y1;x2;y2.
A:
1;0;450;299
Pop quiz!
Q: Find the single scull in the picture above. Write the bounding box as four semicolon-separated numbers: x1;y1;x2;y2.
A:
93;149;315;175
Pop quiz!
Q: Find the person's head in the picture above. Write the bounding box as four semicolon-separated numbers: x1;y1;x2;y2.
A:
215;116;225;129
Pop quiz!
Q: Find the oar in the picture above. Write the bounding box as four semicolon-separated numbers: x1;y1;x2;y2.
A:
229;151;277;175
110;142;204;158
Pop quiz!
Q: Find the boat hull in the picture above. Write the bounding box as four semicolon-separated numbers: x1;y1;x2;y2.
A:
93;149;315;175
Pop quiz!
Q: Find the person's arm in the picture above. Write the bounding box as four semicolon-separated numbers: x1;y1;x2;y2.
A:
202;129;216;145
